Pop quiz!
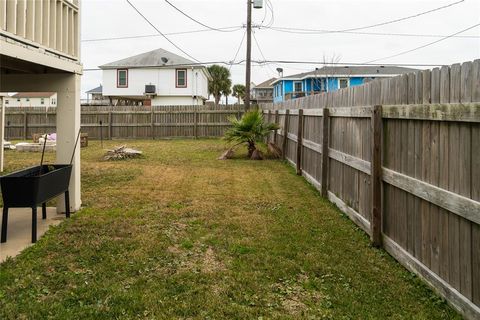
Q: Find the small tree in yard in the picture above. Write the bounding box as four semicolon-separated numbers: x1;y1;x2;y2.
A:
224;109;279;159
232;84;246;104
208;65;232;106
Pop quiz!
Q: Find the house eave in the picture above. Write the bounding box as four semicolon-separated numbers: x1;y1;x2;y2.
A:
0;33;82;74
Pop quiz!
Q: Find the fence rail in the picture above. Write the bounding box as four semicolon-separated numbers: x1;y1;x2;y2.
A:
2;105;244;140
262;59;480;320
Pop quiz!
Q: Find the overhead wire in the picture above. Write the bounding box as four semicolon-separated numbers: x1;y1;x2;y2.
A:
229;29;247;72
364;22;480;63
125;0;201;63
83;60;452;72
163;0;239;32
252;30;275;77
334;0;464;33
82;26;243;42
264;26;479;38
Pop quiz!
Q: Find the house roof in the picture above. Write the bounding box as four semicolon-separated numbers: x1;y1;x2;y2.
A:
253;77;277;89
272;66;419;84
11;92;56;98
86;85;103;94
99;48;198;69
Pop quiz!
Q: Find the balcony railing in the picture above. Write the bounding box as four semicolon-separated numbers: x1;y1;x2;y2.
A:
0;0;80;60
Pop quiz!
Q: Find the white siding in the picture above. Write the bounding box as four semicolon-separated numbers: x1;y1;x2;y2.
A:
3;93;57;107
102;67;209;103
151;96;203;106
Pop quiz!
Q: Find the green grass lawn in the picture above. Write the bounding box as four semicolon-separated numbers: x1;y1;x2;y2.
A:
0;139;460;319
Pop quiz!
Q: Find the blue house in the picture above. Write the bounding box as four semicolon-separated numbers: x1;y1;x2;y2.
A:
271;66;417;103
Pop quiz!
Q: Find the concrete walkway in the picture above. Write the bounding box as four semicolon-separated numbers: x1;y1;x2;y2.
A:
0;207;64;262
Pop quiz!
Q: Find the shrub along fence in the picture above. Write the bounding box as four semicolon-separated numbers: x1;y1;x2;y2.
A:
262;60;480;320
3;104;245;140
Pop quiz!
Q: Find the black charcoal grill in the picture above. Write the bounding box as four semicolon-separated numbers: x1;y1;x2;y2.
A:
0;131;81;243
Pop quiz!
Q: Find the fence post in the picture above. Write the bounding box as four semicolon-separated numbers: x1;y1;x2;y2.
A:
151;108;155;140
267;110;272;143
194;110;198;139
23;111;28;140
321;107;330;197
108;111;113;140
274;110;279;145
282;109;290;160
296;109;303;175
371;105;383;247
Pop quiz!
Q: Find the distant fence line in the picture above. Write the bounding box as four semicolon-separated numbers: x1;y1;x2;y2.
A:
3;105;245;140
261;60;480;320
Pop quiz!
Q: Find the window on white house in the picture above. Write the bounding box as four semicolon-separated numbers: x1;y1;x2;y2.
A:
17;98;21;102
176;69;187;88
52;98;56;105
26;98;30;102
294;81;303;93
117;69;128;87
41;98;44;104
339;78;349;89
4;99;9;104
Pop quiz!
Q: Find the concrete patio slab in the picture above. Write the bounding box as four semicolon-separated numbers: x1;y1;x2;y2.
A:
0;207;64;262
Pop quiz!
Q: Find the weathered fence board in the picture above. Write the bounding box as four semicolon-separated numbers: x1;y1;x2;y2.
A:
3;105;245;140
261;60;480;320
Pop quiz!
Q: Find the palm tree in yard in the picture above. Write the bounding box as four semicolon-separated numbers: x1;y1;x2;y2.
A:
232;84;246;104
207;65;232;106
224;109;279;159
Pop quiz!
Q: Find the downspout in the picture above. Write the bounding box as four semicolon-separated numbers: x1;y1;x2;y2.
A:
191;66;195;105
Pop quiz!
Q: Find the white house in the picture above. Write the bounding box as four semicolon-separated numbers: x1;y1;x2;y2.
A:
0;0;82;212
100;48;211;106
3;92;57;107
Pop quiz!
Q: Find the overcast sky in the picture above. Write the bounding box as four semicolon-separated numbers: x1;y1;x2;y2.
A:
81;0;480;101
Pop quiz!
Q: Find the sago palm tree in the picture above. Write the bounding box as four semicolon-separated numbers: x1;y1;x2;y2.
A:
224;109;279;158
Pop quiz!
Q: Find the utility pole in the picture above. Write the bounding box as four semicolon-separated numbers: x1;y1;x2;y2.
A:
244;0;252;111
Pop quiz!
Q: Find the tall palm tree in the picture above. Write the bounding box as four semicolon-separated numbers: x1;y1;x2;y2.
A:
207;65;232;106
232;84;246;104
225;109;279;158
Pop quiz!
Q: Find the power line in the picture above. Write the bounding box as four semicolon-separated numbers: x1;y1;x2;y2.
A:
82;26;242;42
83;59;454;72
125;0;200;63
365;22;480;63
163;0;238;33
82;25;480;43
229;29;247;71
264;26;480;39
337;0;465;33
252;30;275;77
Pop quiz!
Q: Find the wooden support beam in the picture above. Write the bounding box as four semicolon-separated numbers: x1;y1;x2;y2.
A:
296;109;303;175
371;105;383;247
382;168;480;225
320;108;329;197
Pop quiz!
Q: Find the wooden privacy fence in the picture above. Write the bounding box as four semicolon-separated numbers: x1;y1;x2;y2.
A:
262;60;480;320
3;105;245;140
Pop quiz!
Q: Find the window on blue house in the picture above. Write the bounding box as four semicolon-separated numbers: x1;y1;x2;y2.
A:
339;78;349;89
294;81;303;93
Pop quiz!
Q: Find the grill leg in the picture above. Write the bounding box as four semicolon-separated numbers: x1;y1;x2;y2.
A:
32;207;37;243
42;203;47;220
1;207;8;243
65;191;70;218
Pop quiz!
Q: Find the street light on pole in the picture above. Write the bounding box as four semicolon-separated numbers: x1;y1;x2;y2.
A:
245;0;263;111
